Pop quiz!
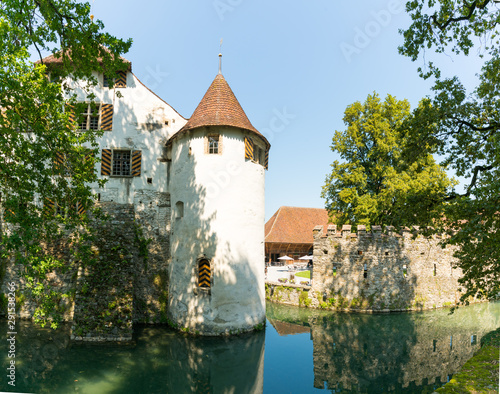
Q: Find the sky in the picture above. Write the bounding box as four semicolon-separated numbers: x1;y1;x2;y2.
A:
57;0;485;220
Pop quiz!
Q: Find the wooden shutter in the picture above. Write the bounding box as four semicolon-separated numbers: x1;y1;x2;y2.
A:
198;259;211;288
43;199;55;217
54;151;64;172
115;70;127;88
65;104;76;129
101;104;113;131
101;149;112;176
131;150;142;177
244;137;254;160
77;201;86;216
264;148;269;170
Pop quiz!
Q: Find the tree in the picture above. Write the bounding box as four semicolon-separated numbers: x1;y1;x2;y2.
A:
397;1;500;303
0;1;131;327
322;93;455;228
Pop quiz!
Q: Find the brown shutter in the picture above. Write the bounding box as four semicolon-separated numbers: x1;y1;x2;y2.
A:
101;149;112;176
131;150;142;177
115;70;127;88
101;104;113;131
244;137;254;160
264;148;269;170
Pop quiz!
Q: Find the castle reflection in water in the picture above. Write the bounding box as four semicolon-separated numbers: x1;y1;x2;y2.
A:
1;301;498;393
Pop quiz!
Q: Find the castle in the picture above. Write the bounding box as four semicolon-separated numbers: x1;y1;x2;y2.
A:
2;53;269;338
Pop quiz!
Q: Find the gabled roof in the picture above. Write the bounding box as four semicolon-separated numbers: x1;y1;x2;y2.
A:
169;73;269;147
265;206;330;245
35;49;132;70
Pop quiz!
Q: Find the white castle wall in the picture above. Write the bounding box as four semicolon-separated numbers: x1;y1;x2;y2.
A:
65;71;187;204
167;127;266;334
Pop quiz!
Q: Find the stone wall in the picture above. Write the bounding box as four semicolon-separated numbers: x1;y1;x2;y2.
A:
0;194;171;341
312;224;463;311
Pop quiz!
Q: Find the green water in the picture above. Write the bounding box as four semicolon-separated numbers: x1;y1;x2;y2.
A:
0;301;498;393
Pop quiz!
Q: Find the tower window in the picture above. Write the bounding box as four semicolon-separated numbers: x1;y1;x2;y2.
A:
205;134;221;155
175;201;184;219
198;259;211;288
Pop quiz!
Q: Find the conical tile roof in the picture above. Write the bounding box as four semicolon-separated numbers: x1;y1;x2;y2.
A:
172;73;269;146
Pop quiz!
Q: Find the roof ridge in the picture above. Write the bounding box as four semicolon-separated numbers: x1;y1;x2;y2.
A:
265;206;282;239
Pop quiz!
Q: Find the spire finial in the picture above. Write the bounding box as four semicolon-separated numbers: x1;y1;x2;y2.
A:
218;38;223;74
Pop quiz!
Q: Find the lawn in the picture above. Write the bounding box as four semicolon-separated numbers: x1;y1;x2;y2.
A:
295;270;311;279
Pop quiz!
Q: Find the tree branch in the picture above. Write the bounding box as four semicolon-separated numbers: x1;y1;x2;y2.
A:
444;163;494;201
431;0;492;31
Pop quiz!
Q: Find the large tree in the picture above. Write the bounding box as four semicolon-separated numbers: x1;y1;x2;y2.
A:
322;93;454;228
397;0;500;303
0;1;131;327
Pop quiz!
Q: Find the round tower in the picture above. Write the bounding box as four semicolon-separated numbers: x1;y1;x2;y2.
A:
166;69;270;335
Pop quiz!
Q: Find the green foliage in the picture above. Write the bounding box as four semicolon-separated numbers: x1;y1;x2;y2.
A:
322;93;454;227
0;1;130;327
397;1;500;303
298;291;311;307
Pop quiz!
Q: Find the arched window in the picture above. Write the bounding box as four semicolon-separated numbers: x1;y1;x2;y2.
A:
175;201;184;219
198;259;211;288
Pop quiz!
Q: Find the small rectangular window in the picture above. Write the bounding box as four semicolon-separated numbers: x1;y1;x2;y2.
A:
112;150;131;176
471;335;477;345
103;74;111;88
77;103;101;131
433;264;437;276
363;263;367;278
206;135;220;155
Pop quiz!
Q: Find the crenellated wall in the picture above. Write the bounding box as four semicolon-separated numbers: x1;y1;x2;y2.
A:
311;224;464;311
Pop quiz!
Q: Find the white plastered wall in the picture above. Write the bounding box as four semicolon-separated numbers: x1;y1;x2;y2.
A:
168;126;266;334
66;71;187;203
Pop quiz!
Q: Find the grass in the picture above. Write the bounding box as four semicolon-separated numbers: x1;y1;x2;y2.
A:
436;326;500;393
295;270;311;279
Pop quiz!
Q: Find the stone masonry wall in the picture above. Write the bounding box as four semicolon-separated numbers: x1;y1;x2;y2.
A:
0;194;171;341
312;224;463;311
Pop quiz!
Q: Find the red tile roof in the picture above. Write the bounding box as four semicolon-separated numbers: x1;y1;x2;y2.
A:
265;206;330;245
170;73;269;147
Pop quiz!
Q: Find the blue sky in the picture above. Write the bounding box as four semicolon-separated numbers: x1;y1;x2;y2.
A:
70;1;482;220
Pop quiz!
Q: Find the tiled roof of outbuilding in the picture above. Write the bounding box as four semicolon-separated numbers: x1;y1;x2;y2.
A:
265;207;331;245
170;73;269;147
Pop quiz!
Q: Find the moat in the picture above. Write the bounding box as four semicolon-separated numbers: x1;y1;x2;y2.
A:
1;301;498;393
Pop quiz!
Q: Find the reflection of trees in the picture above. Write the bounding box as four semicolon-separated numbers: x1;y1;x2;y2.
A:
0;321;265;394
310;312;417;392
267;301;499;393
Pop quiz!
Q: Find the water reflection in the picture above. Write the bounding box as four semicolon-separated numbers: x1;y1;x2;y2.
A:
266;301;500;393
0;322;265;394
0;302;498;393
